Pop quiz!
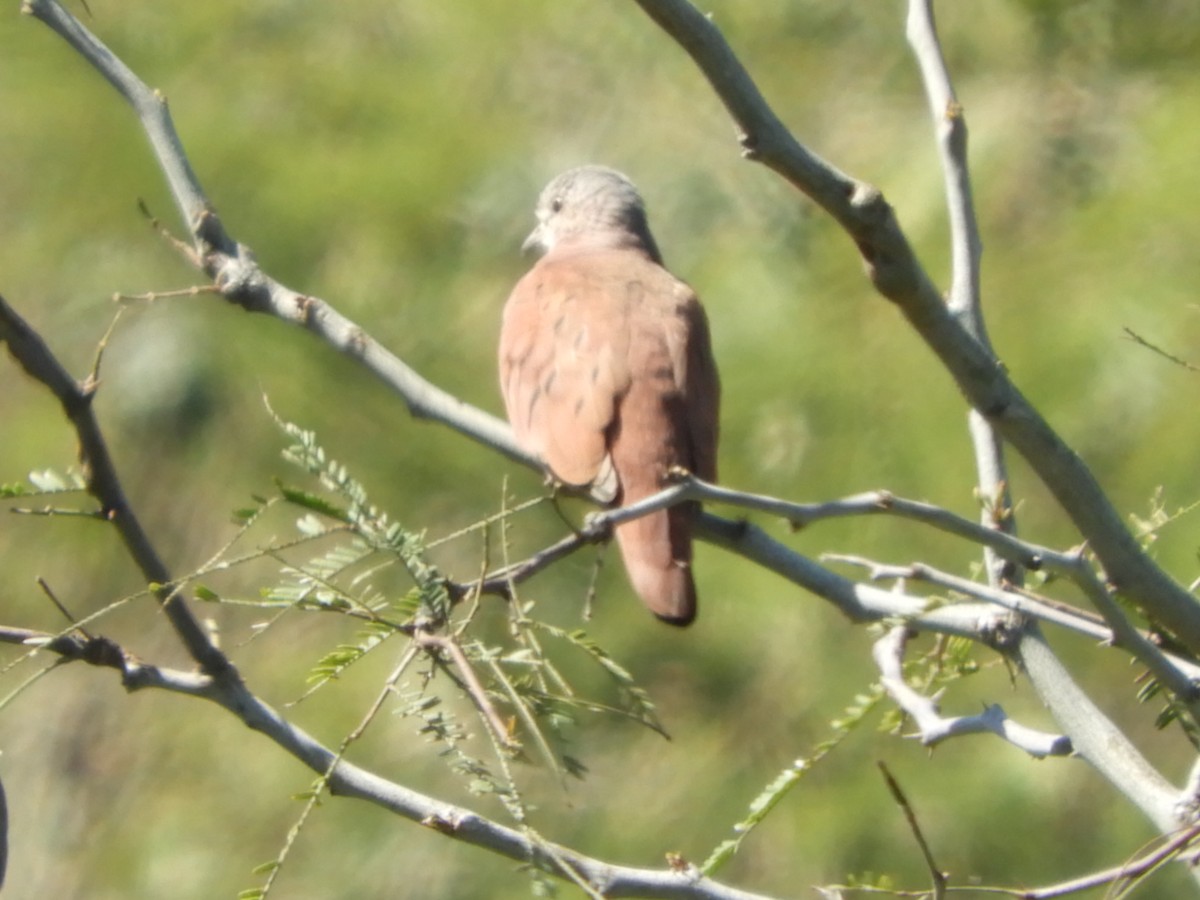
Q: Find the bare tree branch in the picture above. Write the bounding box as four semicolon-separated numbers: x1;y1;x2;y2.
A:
828;549;1200;695
1;618;774;900
1012;825;1200;899
0;295;227;674
20;0;528;473
690;482;1049;571
1017;629;1180;832
906;0;1017;592
627;0;1200;658
1123;326;1200;373
652;477;1200;697
905;3;982;328
873;627;1071;758
10;0;1200;893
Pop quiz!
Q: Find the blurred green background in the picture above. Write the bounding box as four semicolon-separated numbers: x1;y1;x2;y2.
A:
3;1;1200;897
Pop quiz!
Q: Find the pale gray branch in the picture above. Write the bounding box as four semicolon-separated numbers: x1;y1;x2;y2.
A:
1055;552;1200;705
906;0;1015;592
22;0;529;472
676;477;1200;696
680;479;1059;575
1013;825;1200;899
697;513;1019;645
16;0;1200;891
826;549;1200;693
0;295;227;674
905;0;984;327
1017;628;1180;832
8;619;772;900
482;484;1051;657
873;627;1071;758
629;0;1200;658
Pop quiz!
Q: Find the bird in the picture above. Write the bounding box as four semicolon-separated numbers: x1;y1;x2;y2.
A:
498;165;720;625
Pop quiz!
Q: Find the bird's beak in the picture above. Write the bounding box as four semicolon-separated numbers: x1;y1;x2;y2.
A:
521;223;548;257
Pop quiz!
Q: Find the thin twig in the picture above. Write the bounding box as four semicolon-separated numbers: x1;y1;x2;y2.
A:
906;0;1017;593
831;551;1200;692
877;761;946;899
1017;824;1200;899
35;578;91;638
1123;327;1200;373
415;631;520;753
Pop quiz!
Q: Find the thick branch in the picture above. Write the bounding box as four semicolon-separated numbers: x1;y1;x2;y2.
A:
5;621;771;900
1017;627;1180;832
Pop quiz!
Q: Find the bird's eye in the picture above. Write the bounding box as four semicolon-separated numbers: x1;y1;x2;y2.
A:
550;196;563;213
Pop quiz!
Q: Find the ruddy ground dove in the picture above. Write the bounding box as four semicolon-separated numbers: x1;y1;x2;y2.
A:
499;166;720;624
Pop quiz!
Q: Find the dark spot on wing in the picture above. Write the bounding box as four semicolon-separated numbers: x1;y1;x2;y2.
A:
524;384;542;426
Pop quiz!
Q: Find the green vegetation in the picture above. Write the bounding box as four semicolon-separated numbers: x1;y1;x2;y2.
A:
2;1;1199;897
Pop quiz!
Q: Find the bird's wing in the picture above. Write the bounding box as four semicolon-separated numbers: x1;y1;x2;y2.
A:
678;283;720;484
602;259;716;624
628;270;720;484
499;253;631;491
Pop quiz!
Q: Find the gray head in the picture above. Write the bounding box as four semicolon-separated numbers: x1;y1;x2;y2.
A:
522;165;663;264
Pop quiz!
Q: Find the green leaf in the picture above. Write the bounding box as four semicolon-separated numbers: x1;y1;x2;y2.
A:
275;481;349;522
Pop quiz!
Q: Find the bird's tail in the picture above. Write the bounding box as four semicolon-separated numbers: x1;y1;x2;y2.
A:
613;499;698;625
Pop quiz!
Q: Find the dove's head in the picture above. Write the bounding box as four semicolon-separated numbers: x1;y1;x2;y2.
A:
522;165;662;264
